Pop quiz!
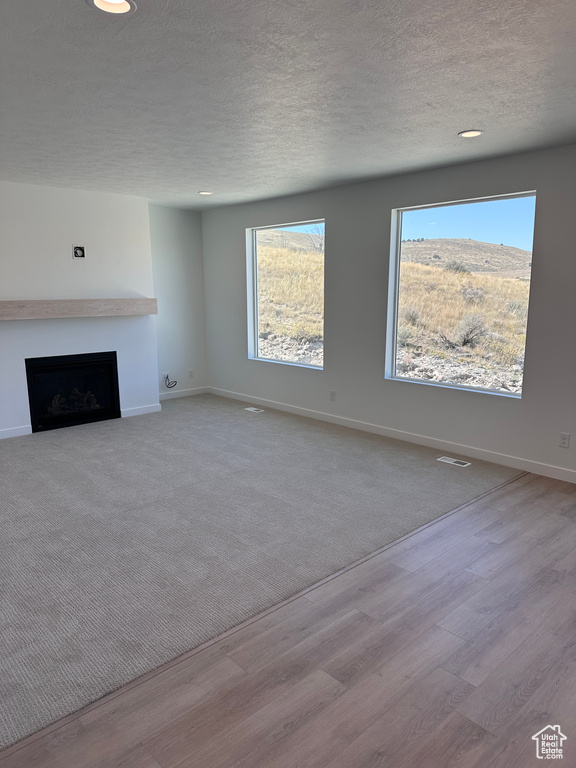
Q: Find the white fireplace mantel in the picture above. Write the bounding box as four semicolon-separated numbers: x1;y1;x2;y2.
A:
0;298;158;321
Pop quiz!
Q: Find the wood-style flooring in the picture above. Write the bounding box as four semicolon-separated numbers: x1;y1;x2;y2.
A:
2;472;576;767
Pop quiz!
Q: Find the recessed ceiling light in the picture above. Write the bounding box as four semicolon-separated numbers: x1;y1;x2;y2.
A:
458;129;484;138
198;191;213;196
86;0;136;15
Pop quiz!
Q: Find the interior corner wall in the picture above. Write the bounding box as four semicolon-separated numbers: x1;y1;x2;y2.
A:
0;181;160;438
149;205;208;399
201;144;576;481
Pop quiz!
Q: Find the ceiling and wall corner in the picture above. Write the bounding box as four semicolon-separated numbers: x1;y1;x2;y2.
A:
1;0;576;208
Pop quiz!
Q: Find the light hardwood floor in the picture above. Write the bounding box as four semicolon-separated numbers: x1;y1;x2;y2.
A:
2;472;576;768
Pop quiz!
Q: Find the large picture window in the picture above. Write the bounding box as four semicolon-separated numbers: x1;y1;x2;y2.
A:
386;193;536;396
247;220;325;368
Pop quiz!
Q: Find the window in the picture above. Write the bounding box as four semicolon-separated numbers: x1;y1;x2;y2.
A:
386;193;536;396
247;220;325;368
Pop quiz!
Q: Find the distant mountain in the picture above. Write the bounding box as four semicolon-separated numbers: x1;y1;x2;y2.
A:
400;238;532;275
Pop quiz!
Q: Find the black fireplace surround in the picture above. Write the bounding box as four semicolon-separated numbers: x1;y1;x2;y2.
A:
25;351;121;433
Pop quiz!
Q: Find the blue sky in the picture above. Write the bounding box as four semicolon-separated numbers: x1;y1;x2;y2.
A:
274;195;536;251
278;222;324;234
401;195;536;251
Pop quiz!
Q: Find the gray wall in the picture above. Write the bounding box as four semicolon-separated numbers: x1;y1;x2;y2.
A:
150;205;209;396
201;144;576;480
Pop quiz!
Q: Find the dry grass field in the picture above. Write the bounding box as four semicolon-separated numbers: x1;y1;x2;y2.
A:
397;262;530;368
256;245;324;342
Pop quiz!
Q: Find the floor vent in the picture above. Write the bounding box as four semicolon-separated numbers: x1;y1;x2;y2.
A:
245;407;265;413
437;456;471;467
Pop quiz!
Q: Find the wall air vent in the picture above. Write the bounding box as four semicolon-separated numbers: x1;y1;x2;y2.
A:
437;456;471;467
245;407;265;413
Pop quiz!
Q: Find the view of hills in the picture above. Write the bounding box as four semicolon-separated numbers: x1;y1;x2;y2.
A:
400;238;532;278
255;232;532;392
258;231;532;278
395;238;532;393
256;228;324;253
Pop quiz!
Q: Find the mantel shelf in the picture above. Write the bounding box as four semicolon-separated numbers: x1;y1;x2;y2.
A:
0;298;158;321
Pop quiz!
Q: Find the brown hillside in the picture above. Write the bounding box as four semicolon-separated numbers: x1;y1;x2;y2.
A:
256;231;532;277
256;228;323;252
400;238;532;274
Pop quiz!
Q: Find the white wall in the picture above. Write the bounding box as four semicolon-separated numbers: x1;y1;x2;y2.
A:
201;144;576;481
0;181;160;437
149;205;208;398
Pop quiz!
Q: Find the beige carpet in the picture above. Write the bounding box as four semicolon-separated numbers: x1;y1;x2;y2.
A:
0;394;521;749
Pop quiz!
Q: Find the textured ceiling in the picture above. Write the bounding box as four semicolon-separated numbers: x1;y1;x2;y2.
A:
1;0;576;208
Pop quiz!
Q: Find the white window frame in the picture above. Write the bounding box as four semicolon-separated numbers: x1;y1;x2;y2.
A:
246;219;325;369
385;191;536;397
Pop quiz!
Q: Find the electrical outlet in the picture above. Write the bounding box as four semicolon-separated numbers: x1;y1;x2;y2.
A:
560;433;570;449
162;372;169;380
330;390;336;401
188;370;194;378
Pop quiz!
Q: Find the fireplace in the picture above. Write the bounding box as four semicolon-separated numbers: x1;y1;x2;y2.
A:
25;351;121;432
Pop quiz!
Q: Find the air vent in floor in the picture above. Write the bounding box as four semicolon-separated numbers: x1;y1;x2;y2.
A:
437;456;471;467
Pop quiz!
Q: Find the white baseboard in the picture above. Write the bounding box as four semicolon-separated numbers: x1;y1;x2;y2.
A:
0;425;32;440
208;387;576;484
159;386;208;401
1;408;163;437
121;404;162;417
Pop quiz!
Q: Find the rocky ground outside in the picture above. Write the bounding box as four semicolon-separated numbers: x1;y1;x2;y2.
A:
396;349;523;393
256;335;523;393
258;333;323;367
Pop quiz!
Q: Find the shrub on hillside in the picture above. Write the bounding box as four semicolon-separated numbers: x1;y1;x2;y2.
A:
461;284;484;303
397;324;413;347
507;300;528;320
445;261;470;273
402;307;420;326
456;314;488;347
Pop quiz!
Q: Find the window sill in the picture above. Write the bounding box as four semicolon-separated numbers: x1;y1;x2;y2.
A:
387;374;522;398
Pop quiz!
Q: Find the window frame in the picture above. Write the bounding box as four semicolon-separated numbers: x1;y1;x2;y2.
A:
246;218;325;370
385;191;536;398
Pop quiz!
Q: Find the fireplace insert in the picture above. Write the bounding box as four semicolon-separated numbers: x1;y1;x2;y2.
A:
25;351;121;432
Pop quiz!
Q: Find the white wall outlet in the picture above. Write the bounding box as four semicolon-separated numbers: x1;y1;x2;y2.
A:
330;390;336;401
188;369;194;378
162;372;169;380
560;433;570;448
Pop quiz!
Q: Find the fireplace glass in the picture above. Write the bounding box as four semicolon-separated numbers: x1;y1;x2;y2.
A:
25;351;121;432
